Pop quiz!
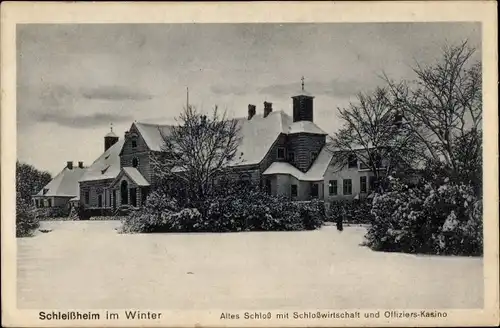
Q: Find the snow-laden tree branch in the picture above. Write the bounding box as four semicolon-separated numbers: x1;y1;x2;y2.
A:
150;105;242;203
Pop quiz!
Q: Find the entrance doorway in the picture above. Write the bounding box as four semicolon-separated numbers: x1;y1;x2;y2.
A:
120;180;128;205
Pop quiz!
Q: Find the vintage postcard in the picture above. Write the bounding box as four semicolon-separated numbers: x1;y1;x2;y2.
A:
1;1;498;327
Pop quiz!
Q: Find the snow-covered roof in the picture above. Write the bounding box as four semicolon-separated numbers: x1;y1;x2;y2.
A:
262;144;332;181
129;111;327;167
105;131;118;138
262;145;332;181
287;120;327;135
262;162;323;181
35;166;86;198
122;167;150;186
327;142;376;152
305;145;334;180
231;111;293;166
134;122;173;152
292;89;314;97
79;139;125;182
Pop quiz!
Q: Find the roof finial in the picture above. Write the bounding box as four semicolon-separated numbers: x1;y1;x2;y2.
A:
110;122;113;133
301;76;305;91
186;87;189;109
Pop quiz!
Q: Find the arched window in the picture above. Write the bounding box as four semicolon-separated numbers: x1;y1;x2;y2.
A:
120;180;129;205
132;157;139;168
239;173;251;188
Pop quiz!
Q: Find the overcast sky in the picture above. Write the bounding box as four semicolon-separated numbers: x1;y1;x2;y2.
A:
17;23;481;176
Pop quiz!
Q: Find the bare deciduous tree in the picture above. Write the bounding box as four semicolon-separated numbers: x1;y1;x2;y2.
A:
384;41;482;182
328;87;421;191
151;105;241;203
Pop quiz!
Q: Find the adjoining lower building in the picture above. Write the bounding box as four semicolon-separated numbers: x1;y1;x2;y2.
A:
33;161;87;211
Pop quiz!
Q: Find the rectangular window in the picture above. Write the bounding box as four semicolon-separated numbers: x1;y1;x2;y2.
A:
131;139;137;148
369;176;377;191
311;183;319;198
360;176;367;193
277;147;285;160
288;151;295;163
329;180;338;195
291;185;298;198
98;194;102;208
84;191;90;204
343;179;352;195
348;154;358;168
130;188;137;207
47;199;52;207
35;199;40;208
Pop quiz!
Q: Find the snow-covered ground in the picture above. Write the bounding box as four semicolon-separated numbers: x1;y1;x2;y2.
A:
17;221;483;309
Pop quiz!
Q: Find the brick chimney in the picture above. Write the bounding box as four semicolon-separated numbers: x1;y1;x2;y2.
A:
264;101;273;118
248;104;256;120
66;161;73;170
78;161;84;169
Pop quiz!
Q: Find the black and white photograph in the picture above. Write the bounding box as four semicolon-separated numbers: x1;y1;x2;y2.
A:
2;1;498;327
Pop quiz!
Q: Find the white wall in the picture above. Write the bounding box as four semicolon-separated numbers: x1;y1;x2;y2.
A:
323;165;375;202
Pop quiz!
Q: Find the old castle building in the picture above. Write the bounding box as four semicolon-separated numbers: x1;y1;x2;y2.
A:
35;83;381;213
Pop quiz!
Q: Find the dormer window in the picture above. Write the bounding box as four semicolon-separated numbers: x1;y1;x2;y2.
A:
348;154;358;168
277;147;285;160
310;151;318;163
101;165;110;175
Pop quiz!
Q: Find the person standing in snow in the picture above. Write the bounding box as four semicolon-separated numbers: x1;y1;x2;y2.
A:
336;207;344;231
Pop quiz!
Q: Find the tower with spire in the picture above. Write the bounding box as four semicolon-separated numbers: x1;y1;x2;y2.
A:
292;76;315;122
104;123;119;151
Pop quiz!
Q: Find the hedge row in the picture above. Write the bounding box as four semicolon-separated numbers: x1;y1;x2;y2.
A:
121;190;325;233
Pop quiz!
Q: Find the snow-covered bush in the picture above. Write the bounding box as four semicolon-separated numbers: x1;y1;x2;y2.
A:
16;192;40;237
364;178;482;256
121;191;180;233
121;187;325;233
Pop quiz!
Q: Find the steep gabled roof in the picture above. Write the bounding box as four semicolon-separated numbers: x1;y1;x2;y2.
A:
35;166;86;197
230;111;293;166
79;139;125;182
134;111;328;167
305;144;334;179
133;122;173;152
109;167;150;187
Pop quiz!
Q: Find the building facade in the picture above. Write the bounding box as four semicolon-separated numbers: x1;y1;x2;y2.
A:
37;85;389;216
